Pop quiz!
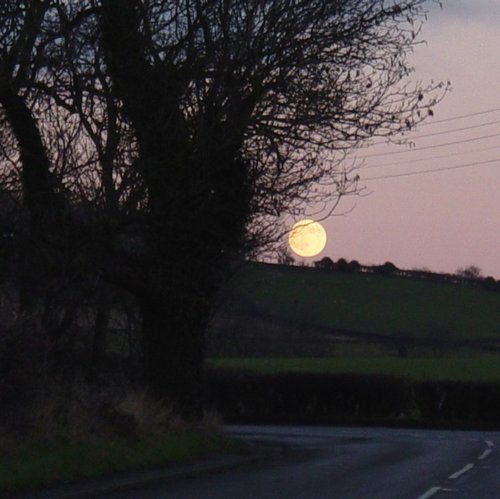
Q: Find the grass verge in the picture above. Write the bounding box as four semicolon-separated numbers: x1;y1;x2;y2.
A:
208;356;500;383
0;429;237;493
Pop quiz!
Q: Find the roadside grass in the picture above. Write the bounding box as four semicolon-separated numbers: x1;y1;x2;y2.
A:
208;357;500;383
0;315;240;495
0;383;238;494
0;429;237;493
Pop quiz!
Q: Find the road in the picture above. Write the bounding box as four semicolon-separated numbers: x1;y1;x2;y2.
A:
103;425;500;499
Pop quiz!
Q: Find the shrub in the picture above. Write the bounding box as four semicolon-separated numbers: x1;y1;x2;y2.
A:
348;260;361;273
315;257;335;270
0;318;48;433
375;261;399;275
0;314;178;446
335;258;351;273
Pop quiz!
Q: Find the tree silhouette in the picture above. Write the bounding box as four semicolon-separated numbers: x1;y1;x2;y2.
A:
456;265;482;280
0;0;446;417
315;257;335;271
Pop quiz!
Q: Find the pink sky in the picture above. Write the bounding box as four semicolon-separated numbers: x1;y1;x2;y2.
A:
316;0;500;279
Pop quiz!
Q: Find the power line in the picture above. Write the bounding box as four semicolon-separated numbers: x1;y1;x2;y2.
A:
418;107;500;127
358;132;500;159
364;144;500;169
363;157;499;181
409;119;500;140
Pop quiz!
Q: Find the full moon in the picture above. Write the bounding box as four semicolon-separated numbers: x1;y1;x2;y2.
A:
288;219;327;258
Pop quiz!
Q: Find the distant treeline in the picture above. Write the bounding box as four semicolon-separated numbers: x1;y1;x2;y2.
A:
313;257;500;293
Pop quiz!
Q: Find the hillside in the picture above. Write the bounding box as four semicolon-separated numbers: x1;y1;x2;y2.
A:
208;262;500;356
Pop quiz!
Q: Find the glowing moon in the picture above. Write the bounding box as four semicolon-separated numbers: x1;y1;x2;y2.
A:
288;219;327;257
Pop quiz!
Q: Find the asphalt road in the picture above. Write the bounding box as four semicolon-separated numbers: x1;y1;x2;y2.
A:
101;425;500;499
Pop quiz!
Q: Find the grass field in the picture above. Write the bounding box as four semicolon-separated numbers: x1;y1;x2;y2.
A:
0;430;235;493
227;263;500;341
208;357;500;383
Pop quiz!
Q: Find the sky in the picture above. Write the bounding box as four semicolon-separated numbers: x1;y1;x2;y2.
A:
308;0;500;279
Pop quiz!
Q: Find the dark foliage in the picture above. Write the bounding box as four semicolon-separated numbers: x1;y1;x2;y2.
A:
0;325;46;432
374;261;399;275
314;256;335;271
206;368;500;428
0;0;446;417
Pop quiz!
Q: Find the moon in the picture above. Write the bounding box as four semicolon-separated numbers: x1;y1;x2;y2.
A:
288;219;327;258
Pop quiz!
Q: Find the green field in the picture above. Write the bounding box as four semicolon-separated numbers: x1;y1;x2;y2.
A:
208;357;500;383
227;263;500;341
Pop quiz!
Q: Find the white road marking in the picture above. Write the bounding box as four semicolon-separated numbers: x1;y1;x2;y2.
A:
416;486;442;499
478;448;492;460
417;443;491;499
448;463;474;480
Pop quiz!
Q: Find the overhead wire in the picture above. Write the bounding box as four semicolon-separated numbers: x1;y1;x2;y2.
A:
362;157;499;181
417;106;500;126
356;109;500;179
408;119;500;140
357;132;500;158
364;144;500;169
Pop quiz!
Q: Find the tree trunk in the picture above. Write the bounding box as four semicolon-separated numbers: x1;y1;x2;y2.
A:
0;90;63;230
140;290;208;420
92;306;110;369
100;0;250;419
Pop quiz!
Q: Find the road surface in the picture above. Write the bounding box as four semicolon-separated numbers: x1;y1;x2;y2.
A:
102;425;500;498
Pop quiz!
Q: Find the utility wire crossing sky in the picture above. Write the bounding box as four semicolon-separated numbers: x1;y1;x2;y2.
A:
318;1;500;279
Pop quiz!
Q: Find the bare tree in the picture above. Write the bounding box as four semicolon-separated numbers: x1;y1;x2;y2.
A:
0;0;446;417
456;265;482;280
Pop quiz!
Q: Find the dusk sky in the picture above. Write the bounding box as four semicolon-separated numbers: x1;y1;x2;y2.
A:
313;0;500;278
